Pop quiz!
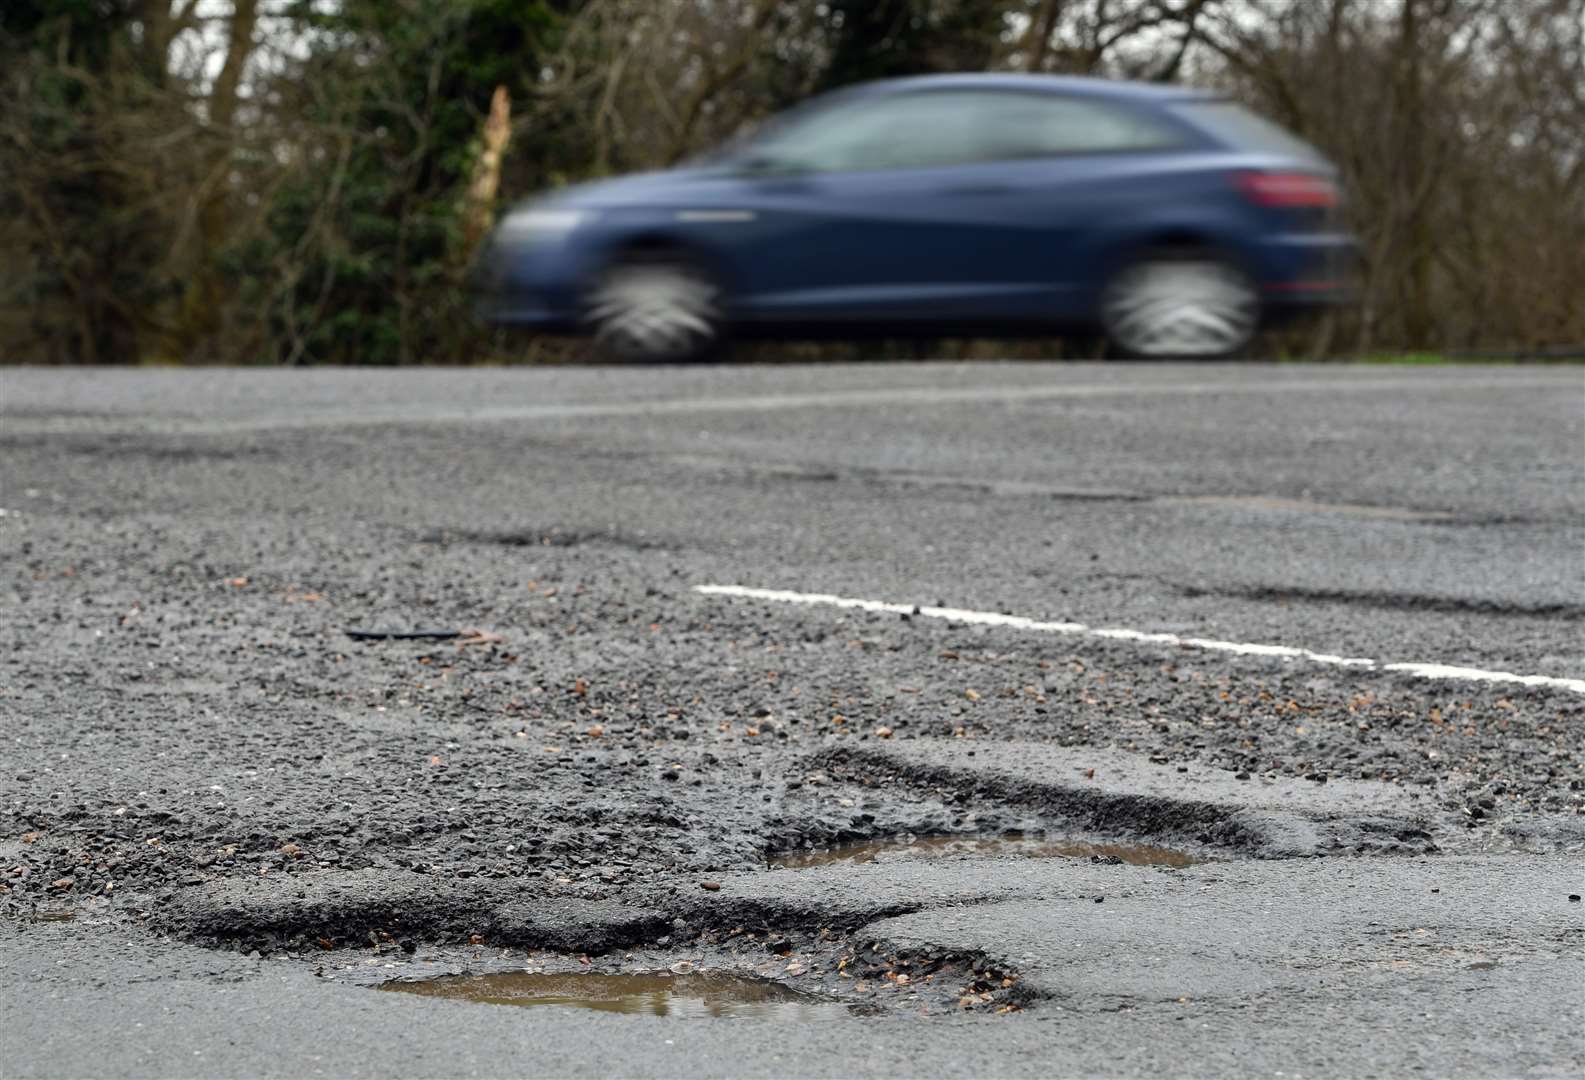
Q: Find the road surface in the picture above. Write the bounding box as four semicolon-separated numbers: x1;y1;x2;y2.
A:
3;362;1582;1077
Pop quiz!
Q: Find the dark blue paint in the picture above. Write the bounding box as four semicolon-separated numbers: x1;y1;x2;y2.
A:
478;74;1356;337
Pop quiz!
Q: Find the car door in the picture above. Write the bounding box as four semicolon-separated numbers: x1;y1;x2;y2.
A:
720;89;1032;323
937;91;1193;319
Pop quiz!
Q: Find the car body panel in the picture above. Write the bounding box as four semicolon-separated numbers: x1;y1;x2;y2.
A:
476;74;1357;339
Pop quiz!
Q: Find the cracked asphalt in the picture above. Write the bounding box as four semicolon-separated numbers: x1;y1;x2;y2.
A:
2;362;1583;1078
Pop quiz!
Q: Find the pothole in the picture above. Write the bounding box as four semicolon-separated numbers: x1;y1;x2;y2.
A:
768;833;1198;869
3;909;76;923
381;971;857;1020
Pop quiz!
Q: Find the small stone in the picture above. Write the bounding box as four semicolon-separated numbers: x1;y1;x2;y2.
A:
874;726;894;739
1570;894;1581;902
1093;896;1104;904
699;881;721;891
48;878;73;891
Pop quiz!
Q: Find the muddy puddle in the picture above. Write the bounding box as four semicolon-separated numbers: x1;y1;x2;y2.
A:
769;833;1197;869
382;972;857;1020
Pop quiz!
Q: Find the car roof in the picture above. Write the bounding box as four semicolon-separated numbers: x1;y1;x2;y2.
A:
855;72;1218;105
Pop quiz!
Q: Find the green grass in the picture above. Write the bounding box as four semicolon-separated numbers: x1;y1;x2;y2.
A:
1358;351;1458;364
1354;350;1584;365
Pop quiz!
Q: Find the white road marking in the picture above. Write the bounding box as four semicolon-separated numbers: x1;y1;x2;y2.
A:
695;584;1585;694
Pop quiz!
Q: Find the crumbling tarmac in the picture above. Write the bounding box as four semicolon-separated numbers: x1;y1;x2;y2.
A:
3;364;1582;1077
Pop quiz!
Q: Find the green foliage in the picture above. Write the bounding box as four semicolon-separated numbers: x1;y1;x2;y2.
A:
255;0;568;364
0;1;171;363
1;1;129;64
818;0;1008;90
5;0;1582;364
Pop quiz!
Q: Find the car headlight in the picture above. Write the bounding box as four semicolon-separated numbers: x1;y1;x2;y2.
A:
495;208;592;243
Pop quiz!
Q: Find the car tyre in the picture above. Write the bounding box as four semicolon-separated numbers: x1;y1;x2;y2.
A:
586;251;724;363
1100;251;1259;360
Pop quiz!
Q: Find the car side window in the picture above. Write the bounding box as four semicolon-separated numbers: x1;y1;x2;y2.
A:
967;94;1183;159
750;92;986;173
748;90;1180;175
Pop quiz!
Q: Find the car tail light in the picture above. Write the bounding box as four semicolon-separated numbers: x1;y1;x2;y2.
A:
1234;171;1339;208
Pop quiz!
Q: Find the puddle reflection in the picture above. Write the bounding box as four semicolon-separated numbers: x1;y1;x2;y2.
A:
382;972;856;1020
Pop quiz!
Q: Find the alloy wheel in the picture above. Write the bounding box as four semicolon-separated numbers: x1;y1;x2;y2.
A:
587;260;721;362
1101;258;1259;359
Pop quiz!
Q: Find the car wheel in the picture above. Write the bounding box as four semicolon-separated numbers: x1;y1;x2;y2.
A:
1100;253;1259;360
586;253;723;363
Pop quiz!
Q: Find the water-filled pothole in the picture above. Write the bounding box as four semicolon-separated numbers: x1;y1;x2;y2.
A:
382;972;857;1020
770;833;1197;869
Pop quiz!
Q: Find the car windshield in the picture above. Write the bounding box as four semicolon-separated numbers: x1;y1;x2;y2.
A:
1174;100;1323;161
689;92;860;167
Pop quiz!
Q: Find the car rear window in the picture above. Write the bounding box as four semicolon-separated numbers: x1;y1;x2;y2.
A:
1175;101;1322;161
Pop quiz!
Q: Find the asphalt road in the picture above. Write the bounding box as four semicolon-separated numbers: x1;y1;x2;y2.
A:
3;362;1583;1078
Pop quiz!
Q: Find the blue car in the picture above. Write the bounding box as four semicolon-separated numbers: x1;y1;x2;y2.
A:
478;73;1355;361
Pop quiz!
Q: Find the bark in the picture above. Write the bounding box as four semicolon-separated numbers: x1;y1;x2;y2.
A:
175;0;260;359
461;85;514;259
1024;0;1063;71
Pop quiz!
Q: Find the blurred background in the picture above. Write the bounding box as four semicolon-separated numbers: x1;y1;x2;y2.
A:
3;0;1582;366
